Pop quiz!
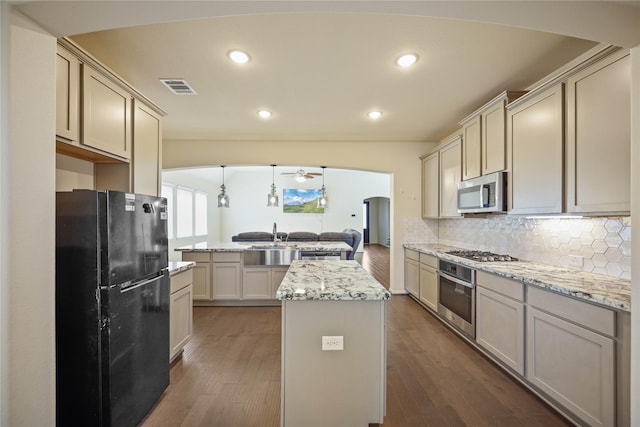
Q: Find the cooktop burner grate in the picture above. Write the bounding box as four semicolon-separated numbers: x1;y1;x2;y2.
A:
446;250;518;262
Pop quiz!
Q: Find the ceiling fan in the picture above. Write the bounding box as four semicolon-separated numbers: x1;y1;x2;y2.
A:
281;168;322;182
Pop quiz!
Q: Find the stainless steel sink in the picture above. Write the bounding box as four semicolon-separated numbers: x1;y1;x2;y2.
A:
244;246;300;266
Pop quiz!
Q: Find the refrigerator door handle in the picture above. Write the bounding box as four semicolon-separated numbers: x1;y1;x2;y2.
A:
120;274;163;292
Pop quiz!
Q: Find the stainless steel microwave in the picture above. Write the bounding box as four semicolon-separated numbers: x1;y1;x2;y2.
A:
457;171;506;214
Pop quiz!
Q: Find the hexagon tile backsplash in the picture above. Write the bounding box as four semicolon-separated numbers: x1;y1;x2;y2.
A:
404;216;631;279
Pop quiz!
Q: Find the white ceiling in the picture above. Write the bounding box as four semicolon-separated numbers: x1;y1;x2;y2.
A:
15;1;640;143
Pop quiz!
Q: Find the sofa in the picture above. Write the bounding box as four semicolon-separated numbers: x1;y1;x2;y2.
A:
231;229;362;260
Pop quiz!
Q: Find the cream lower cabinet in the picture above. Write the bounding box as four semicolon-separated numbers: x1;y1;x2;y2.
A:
418;254;438;311
475;271;525;375
242;267;288;299
404;249;419;297
211;252;242;300
170;268;193;361
182;252;212;301
527;286;615;427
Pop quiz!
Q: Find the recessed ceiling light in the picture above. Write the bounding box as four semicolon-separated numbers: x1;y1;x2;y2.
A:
396;53;419;68
227;50;250;64
368;111;383;120
257;110;272;119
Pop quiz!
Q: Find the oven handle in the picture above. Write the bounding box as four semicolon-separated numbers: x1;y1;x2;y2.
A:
438;271;474;289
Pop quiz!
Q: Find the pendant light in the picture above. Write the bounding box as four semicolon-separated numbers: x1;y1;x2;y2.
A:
217;165;230;208
317;166;328;209
267;164;279;207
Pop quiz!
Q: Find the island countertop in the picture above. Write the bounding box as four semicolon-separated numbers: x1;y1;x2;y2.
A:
403;243;630;312
175;241;352;252
167;261;195;276
276;260;391;301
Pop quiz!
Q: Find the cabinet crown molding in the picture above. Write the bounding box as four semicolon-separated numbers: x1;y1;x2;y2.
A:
58;37;166;116
458;90;527;126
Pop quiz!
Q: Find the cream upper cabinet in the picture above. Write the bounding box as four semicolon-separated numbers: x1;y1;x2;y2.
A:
461;115;481;180
439;136;462;218
507;83;564;214
459;91;526;180
133;100;162;196
421;151;439;218
566;49;630;215
82;64;132;160
56;46;79;143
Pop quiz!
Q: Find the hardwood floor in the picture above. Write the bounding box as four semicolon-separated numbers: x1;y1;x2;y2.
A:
143;245;570;426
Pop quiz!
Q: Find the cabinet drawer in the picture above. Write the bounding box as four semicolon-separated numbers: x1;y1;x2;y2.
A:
528;286;615;337
170;268;193;294
405;249;420;262
212;252;242;262
476;270;524;302
182;252;211;263
419;253;437;268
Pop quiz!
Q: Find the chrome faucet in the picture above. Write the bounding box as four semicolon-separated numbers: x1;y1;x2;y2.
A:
273;222;278;243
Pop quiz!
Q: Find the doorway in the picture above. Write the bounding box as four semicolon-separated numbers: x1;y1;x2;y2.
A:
362;197;390;247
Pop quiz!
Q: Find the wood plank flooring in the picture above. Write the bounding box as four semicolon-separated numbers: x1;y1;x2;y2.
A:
143;244;570;426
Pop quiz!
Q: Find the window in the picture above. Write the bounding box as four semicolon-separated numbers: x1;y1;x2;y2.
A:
161;184;174;239
176;187;193;238
163;183;209;239
195;191;208;236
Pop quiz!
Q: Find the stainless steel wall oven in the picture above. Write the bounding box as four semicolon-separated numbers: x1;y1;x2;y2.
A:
438;259;475;339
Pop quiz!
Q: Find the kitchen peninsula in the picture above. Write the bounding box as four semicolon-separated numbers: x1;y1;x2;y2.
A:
177;241;353;304
276;260;390;427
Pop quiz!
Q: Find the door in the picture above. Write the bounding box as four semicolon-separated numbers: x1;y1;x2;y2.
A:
363;200;370;244
102;272;170;427
105;191;168;284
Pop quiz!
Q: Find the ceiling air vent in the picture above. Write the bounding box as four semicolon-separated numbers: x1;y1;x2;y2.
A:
159;78;197;95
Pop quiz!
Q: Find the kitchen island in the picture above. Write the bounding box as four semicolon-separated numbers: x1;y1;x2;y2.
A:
277;260;390;427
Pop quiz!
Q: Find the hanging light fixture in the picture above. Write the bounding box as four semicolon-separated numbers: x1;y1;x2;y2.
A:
267;164;279;207
217;165;230;208
317;166;328;209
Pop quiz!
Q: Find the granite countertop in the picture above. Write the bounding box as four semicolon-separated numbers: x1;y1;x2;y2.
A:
403;243;631;312
175;241;352;252
168;261;195;275
276;260;391;301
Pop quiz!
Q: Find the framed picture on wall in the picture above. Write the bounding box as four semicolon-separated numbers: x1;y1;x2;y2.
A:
283;189;324;213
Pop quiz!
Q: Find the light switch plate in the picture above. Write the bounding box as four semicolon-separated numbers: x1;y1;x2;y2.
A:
322;336;344;351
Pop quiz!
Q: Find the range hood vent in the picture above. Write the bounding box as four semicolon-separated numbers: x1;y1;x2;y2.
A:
159;79;197;95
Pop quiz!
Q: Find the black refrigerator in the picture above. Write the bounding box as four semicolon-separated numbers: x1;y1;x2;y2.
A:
56;189;170;427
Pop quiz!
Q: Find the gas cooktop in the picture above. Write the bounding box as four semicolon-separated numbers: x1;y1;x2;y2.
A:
446;250;518;262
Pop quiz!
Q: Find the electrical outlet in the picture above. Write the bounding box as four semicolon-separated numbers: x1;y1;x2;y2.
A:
322;336;344;351
568;255;584;269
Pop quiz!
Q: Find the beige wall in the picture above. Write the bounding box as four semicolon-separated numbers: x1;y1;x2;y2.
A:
1;8;57;426
630;45;640;425
163;139;434;292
